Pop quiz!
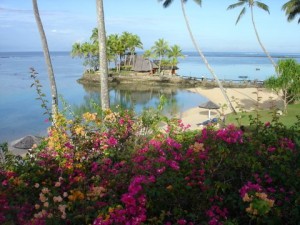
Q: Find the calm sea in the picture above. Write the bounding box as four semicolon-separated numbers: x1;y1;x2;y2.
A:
1;51;299;142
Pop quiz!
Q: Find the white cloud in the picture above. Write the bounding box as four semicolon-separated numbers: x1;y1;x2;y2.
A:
50;29;73;34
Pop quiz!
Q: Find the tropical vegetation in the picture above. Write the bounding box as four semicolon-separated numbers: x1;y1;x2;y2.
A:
143;39;185;74
1;99;300;224
282;0;300;24
1;1;300;224
72;32;186;77
71;30;144;74
264;59;300;113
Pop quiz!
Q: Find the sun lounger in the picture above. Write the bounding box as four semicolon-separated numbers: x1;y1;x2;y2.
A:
196;117;218;126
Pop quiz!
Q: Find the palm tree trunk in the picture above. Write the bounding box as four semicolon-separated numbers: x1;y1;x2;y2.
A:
96;0;110;109
148;59;153;74
158;56;162;75
180;0;236;114
250;6;278;75
32;0;58;121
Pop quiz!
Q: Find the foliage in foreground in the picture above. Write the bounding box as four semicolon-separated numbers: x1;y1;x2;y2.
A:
1;108;300;225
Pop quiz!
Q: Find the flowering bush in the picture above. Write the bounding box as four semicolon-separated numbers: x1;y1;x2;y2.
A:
0;108;300;224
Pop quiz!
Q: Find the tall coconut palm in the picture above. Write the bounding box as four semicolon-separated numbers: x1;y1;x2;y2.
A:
282;0;300;24
107;34;126;71
227;0;278;73
168;44;185;71
32;0;58;120
159;0;236;114
143;49;155;73
128;34;143;66
96;0;110;109
120;32;131;66
152;38;169;74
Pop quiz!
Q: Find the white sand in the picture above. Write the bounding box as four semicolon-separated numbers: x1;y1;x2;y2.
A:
180;87;282;130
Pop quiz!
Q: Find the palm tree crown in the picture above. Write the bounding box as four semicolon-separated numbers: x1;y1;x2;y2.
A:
152;38;169;73
227;0;269;25
159;0;201;8
282;0;300;24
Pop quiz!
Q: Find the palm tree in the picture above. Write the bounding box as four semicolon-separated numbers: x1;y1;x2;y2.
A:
32;0;58;120
168;44;185;71
227;0;278;73
152;38;169;74
96;0;110;109
128;34;143;66
71;42;82;58
107;34;119;70
90;27;99;44
143;49;155;73
120;32;131;66
282;0;300;24
159;0;236;114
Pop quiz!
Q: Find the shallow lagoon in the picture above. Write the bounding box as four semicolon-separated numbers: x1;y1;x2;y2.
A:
0;52;206;142
1;51;299;142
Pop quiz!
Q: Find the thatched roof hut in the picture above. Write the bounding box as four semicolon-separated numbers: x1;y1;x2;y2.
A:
132;55;158;72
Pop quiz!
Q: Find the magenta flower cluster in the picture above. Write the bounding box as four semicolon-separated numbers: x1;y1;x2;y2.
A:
0;113;299;224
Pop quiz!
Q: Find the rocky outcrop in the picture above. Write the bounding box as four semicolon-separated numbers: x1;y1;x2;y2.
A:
78;72;201;87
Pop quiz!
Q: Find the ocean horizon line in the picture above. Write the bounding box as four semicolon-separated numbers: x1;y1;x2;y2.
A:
1;51;299;59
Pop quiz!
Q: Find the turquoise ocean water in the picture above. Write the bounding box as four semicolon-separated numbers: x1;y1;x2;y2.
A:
0;51;299;142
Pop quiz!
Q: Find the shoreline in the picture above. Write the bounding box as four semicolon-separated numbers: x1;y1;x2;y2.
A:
78;72;265;89
179;87;282;130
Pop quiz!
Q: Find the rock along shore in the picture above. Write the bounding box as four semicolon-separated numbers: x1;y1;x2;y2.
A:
77;72;264;89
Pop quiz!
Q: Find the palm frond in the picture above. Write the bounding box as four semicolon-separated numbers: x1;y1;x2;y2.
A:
255;1;270;14
227;1;246;10
192;0;202;6
282;0;300;23
236;7;246;24
157;0;174;8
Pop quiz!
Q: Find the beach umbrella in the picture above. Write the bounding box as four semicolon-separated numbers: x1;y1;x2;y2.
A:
198;100;220;120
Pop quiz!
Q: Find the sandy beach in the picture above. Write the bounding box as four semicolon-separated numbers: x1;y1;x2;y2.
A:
180;87;282;129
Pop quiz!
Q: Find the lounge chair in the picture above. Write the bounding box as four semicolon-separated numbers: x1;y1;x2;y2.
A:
196;117;218;126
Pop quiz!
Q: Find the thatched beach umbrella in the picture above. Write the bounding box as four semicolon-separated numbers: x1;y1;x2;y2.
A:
198;100;220;120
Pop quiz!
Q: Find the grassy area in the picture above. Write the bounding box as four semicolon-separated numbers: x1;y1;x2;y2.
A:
226;103;300;128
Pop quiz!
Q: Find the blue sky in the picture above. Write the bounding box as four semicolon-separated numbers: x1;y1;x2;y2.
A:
0;0;299;53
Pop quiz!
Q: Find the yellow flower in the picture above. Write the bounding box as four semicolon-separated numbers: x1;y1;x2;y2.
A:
74;125;85;136
83;112;97;122
108;207;114;213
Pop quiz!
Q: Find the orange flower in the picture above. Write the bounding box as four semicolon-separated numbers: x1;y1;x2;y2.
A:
68;190;84;201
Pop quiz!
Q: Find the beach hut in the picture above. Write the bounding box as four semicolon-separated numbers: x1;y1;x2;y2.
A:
198;100;220;120
132;55;158;74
